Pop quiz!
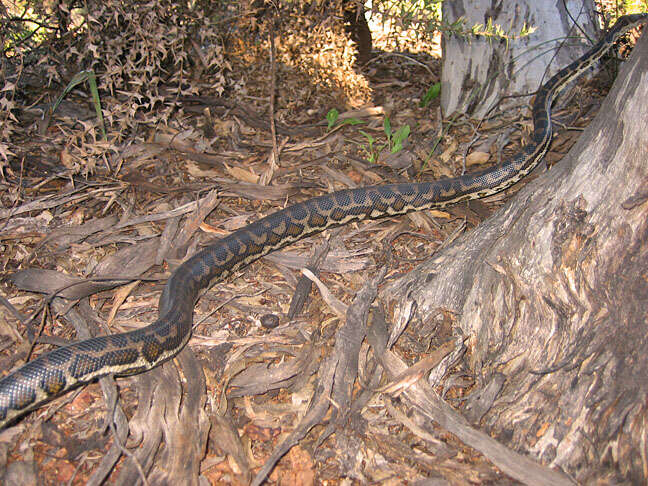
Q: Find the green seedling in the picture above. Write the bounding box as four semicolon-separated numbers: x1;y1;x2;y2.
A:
52;70;106;140
420;82;441;108
383;115;410;153
326;108;363;130
358;130;378;163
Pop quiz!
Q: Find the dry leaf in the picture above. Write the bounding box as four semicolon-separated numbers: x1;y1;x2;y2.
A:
60;147;75;169
466;151;490;166
107;280;141;325
186;161;219;178
427;209;451;219
439;138;458;163
225;164;259;184
199;221;227;234
212;118;234;136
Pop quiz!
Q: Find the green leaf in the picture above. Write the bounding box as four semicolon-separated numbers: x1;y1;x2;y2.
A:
359;130;375;145
326;108;339;129
420;82;441;108
391;125;410;153
383;116;392;138
86;72;106;140
52;70;106;140
340;117;364;126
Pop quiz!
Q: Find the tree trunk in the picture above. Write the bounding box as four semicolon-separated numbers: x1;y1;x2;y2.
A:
441;0;598;118
343;0;372;63
384;30;648;483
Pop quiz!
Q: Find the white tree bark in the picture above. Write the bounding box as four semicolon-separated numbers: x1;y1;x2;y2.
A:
441;0;598;118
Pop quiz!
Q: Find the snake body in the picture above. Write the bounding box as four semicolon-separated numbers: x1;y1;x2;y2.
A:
0;14;645;429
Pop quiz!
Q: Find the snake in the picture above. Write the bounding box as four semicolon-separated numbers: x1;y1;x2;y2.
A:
0;14;646;430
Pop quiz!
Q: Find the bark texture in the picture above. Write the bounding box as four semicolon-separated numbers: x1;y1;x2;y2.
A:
441;0;598;118
343;0;372;63
385;32;648;482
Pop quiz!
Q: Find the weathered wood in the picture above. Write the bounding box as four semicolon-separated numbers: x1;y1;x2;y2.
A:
385;30;648;483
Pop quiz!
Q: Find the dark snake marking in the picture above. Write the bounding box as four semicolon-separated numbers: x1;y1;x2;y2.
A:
0;14;645;429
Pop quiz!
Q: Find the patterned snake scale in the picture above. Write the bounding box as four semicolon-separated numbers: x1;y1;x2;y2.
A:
0;14;646;429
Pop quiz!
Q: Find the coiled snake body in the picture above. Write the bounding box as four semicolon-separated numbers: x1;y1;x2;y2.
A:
0;14;645;429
